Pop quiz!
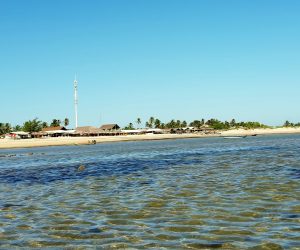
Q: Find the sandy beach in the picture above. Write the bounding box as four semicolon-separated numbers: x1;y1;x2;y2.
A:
0;133;207;149
1;127;300;149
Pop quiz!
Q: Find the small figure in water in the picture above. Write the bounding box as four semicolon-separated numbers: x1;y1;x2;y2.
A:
78;165;85;171
88;140;96;145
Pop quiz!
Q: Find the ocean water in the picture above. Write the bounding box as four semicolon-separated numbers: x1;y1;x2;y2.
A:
0;135;299;249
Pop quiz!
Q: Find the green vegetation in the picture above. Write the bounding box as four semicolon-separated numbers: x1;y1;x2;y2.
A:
283;120;300;127
124;117;271;130
0;117;70;135
0;123;12;135
2;117;300;135
204;119;268;130
42;122;48;128
22;118;43;133
49;118;70;127
50;119;61;127
123;123;134;130
136;118;141;128
13;125;22;131
64;118;69;127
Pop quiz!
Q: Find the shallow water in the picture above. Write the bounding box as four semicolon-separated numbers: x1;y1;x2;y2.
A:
0;135;299;249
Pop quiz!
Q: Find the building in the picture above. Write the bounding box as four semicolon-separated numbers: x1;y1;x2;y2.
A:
99;124;120;131
121;129;143;135
5;131;31;139
41;126;70;137
42;126;67;132
75;126;102;136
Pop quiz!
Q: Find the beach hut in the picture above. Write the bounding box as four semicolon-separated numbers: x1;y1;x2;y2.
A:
5;131;31;139
41;126;68;137
99;124;120;131
31;132;46;138
42;126;67;132
121;129;143;135
144;128;163;134
75;126;101;136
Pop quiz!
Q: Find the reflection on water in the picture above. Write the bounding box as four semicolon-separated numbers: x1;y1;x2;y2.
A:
0;135;299;249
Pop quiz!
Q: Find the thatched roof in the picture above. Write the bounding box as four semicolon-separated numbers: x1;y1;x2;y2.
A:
31;132;45;135
76;126;101;134
99;124;120;130
42;126;66;132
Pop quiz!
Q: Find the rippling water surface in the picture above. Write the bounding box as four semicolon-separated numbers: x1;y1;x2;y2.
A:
0;135;299;249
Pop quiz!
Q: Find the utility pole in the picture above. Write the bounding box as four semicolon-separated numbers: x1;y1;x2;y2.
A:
74;75;78;128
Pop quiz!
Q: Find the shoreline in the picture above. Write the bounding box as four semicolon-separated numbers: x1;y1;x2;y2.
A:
0;134;211;150
1;127;300;150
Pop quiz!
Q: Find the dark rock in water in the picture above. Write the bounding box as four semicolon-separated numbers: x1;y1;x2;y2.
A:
285;214;299;219
88;227;102;233
185;242;224;249
78;165;86;171
0;154;17;158
27;152;34;156
3;203;21;208
1;204;23;210
290;168;300;179
249;242;283;250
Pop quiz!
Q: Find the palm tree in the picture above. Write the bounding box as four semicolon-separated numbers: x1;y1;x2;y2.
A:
64;118;69;127
167;119;176;129
145;121;150;128
230;119;236;127
42;122;48;128
154;119;161;128
136;118;141;129
50;119;58;127
13;125;22;131
190;120;201;128
5;123;11;132
149;117;155;128
22;118;42;133
284;120;291;127
225;121;230;129
0;123;12;135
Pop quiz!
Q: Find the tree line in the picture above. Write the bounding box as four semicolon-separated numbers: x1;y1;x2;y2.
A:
283;120;300;127
1;117;300;135
0;118;69;134
123;117;270;130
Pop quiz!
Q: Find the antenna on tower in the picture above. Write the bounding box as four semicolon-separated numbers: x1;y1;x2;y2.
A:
74;74;78;128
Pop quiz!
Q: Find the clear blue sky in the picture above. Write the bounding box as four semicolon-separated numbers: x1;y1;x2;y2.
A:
1;0;299;128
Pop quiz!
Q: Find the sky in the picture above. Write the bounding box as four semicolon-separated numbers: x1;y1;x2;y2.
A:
1;0;299;128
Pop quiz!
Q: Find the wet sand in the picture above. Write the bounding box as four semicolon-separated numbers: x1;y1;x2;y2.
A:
1;127;300;149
